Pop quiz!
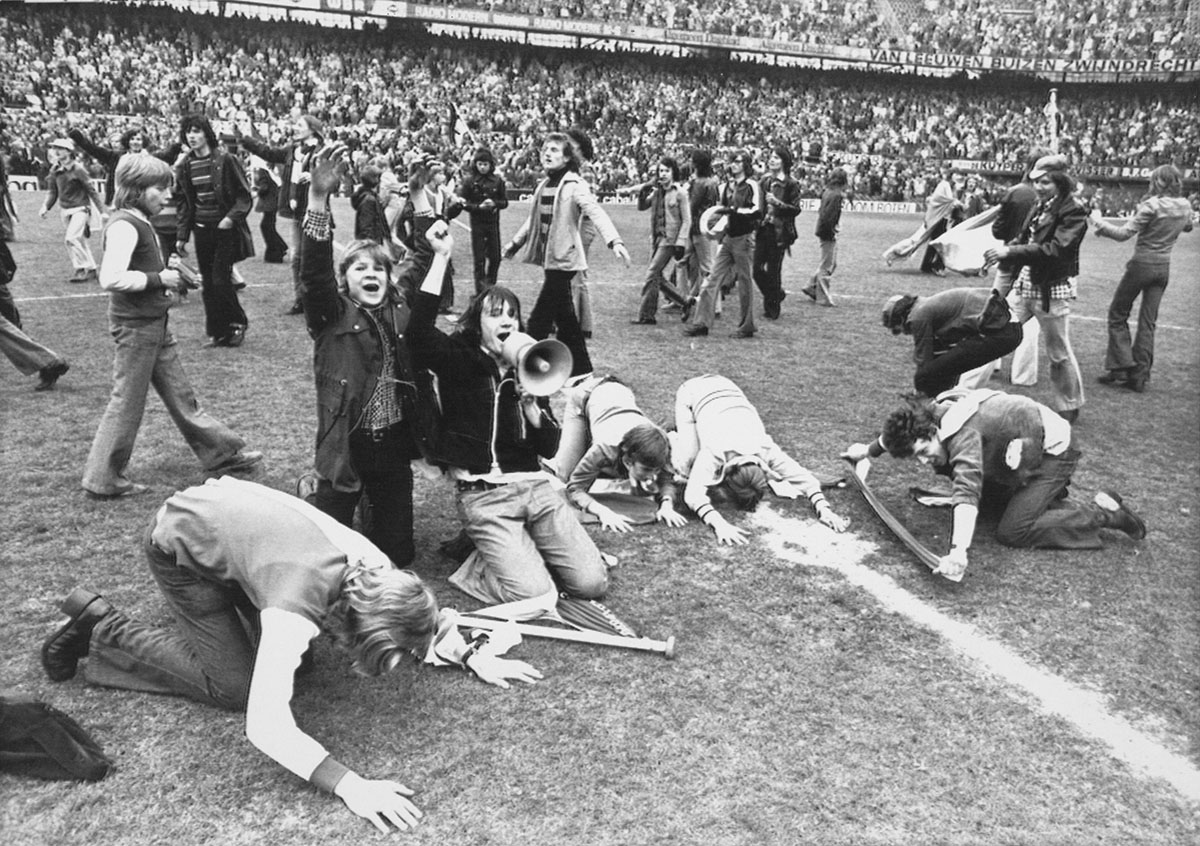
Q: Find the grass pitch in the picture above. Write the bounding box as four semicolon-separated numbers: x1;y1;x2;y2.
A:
2;191;1198;845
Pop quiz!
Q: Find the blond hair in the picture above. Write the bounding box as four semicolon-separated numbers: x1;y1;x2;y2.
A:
327;567;438;676
113;155;173;213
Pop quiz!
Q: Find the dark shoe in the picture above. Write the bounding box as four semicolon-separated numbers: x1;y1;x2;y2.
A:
1094;491;1147;540
630;317;657;325
225;325;246;348
801;287;817;302
1059;408;1079;424
233;280;247;291
42;588;114;681
680;297;696;323
1123;376;1147;393
763;304;780;319
286;302;305;316
1097;369;1129;386
85;483;148;500
203;336;230;348
211;450;264;476
683;324;709;337
35;360;70;391
730;330;756;339
296;471;319;505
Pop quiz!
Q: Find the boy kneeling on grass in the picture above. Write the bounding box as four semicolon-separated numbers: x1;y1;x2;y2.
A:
42;477;541;833
843;389;1146;582
672;374;849;545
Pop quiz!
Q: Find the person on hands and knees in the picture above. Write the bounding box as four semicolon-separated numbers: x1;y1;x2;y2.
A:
843;389;1147;582
42;478;541;832
673;374;848;545
551;373;686;532
410;222;612;613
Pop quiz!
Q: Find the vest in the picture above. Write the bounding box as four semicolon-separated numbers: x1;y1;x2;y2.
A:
105;210;171;323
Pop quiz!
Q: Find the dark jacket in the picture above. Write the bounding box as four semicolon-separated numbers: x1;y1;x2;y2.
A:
239;136;321;219
352;185;390;244
254;169;280;214
722;178;763;238
814;186;844;241
459;170;508;221
407;290;559;474
759;174;801;246
906;288;1012;365
1005;193;1088;305
301;231;436;490
991;181;1038;272
175;148;255;261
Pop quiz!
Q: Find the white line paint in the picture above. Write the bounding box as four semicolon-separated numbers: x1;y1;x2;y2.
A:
752;504;1200;804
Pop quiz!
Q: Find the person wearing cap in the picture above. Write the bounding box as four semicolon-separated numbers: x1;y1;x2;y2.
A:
672;374;848;545
504;131;630;376
41;476;541;833
457;147;508;293
881;287;1024;397
983;154;1087;422
753;145;801;319
684;151;763;339
238;113;328;315
1090;164;1194;393
844;390;1147;581
174;113;253;348
39;137;105;284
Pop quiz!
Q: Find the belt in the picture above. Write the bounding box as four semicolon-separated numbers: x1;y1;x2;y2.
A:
456;479;507;493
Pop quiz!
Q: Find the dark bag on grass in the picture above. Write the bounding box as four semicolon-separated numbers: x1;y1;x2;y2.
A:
0;696;114;781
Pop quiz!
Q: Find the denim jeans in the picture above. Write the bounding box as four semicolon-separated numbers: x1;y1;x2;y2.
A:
691;231;755;335
1105;260;1168;379
451;478;608;604
914;323;1023;397
86;522;257;711
992;448;1104;549
1011;296;1084;412
0;312;63;375
637;241;688;320
81;316;246;495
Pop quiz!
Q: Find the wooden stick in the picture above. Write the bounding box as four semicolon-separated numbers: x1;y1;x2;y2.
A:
844;460;943;573
455;614;676;659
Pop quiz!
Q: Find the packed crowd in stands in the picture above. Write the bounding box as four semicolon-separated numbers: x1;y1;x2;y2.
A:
1;4;1197;213
451;0;1198;58
894;0;1197;60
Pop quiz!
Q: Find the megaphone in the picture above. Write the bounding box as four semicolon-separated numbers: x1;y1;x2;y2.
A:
500;332;573;396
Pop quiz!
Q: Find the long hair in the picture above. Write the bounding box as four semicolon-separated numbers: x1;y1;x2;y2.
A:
327;567;438;677
179;113;218;150
455;285;523;347
112;155;173;213
881;393;939;458
1047;169;1075;197
691;149;714;179
771;145;794;175
1147;164;1183;198
659;156;681;182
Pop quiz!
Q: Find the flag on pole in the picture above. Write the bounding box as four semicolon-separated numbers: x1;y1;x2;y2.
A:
449;102;474;148
1043;88;1062;152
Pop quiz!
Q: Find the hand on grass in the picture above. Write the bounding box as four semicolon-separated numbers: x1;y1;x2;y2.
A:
934;548;968;582
465;654;543;689
657;503;688;528
334;772;423;834
817;507;848;533
594;505;633;533
710;514;749;545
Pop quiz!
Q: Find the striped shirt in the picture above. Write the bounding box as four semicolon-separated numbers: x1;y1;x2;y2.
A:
187;155;222;226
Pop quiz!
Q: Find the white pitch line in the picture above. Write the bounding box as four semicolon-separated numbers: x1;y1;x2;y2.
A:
752;505;1200;804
